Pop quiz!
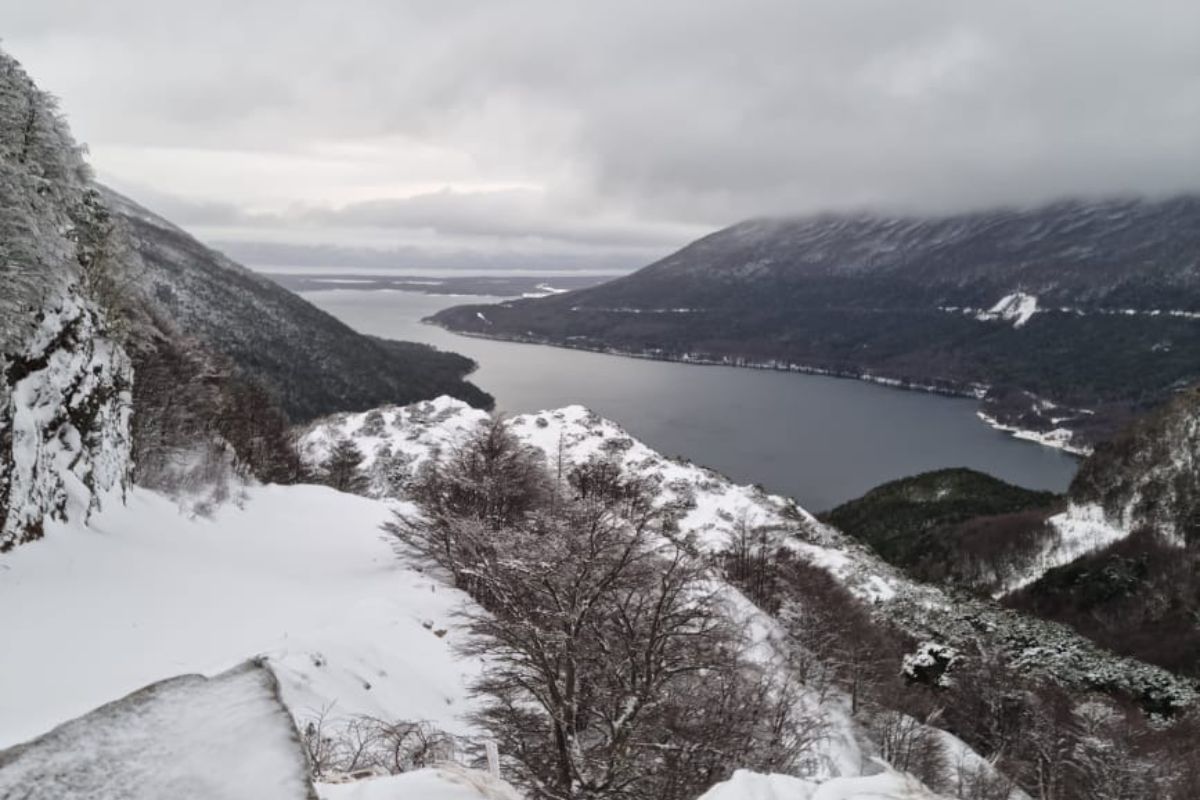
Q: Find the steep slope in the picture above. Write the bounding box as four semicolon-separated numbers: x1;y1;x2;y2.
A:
995;389;1200;674
432;195;1200;449
103;187;492;421
0;49;132;550
981;386;1200;593
1005;530;1200;678
1069;386;1200;543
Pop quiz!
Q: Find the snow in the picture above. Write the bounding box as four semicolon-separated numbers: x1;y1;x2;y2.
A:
1;395;1021;797
0;483;483;748
697;767;953;800
975;411;1092;456
997;503;1131;595
975;293;1039;328
697;769;818;799
2;292;132;549
0;662;313;800
318;767;524;800
294;396;490;496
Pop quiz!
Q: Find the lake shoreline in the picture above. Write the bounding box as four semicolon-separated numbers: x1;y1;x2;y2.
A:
423;317;1088;459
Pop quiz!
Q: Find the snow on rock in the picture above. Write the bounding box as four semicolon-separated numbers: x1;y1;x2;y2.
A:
975;411;1090;457
1;291;133;552
0;483;483;748
318;766;524;800
295;396;489;497
0;661;316;800
505;404;909;605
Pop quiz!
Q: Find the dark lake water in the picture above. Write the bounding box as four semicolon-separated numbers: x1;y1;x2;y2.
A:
304;288;1079;512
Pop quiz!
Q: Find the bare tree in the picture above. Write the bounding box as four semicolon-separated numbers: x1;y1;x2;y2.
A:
392;421;817;800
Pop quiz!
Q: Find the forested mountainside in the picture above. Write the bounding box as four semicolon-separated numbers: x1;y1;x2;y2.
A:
827;390;1200;681
432;196;1200;449
103;188;492;421
822;469;1061;592
0;51;132;550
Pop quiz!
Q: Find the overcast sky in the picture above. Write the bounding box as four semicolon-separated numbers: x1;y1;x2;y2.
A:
4;1;1199;272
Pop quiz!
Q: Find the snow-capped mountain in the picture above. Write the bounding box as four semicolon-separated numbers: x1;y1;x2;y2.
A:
432;195;1200;449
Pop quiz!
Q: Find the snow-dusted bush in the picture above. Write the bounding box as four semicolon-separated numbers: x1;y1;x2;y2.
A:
390;420;818;800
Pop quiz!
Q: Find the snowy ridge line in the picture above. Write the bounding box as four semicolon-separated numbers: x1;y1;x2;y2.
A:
423;318;990;400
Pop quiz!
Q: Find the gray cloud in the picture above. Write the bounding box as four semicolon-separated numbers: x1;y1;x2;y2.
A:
5;0;1199;269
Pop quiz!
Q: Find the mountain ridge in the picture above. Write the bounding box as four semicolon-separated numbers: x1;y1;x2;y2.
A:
432;193;1200;448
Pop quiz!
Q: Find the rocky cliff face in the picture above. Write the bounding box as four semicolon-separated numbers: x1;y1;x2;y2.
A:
0;50;133;550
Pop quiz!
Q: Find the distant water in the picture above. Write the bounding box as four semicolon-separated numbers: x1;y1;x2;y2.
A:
304;289;1079;512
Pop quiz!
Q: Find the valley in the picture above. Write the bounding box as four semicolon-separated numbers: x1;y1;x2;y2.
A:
301;287;1079;511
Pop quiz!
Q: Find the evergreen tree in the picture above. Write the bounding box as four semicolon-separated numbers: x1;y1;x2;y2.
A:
322;438;368;494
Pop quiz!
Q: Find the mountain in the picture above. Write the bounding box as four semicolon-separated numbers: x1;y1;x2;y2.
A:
104;188;493;422
431;196;1200;449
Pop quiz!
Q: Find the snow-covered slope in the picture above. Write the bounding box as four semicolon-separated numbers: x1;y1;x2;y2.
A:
994;387;1200;592
698;768;950;800
0;662;315;800
318;767;524;800
0;483;481;749
301;398;1197;713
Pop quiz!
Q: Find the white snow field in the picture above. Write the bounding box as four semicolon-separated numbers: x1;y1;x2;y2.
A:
698;768;951;800
0;483;482;750
318;766;524;800
0;662;313;800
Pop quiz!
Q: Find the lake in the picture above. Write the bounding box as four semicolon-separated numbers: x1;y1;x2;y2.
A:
304;288;1079;512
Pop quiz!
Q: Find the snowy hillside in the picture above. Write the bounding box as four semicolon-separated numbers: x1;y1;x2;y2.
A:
0;469;966;799
0;483;480;749
299;399;1192;710
1;394;1009;799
